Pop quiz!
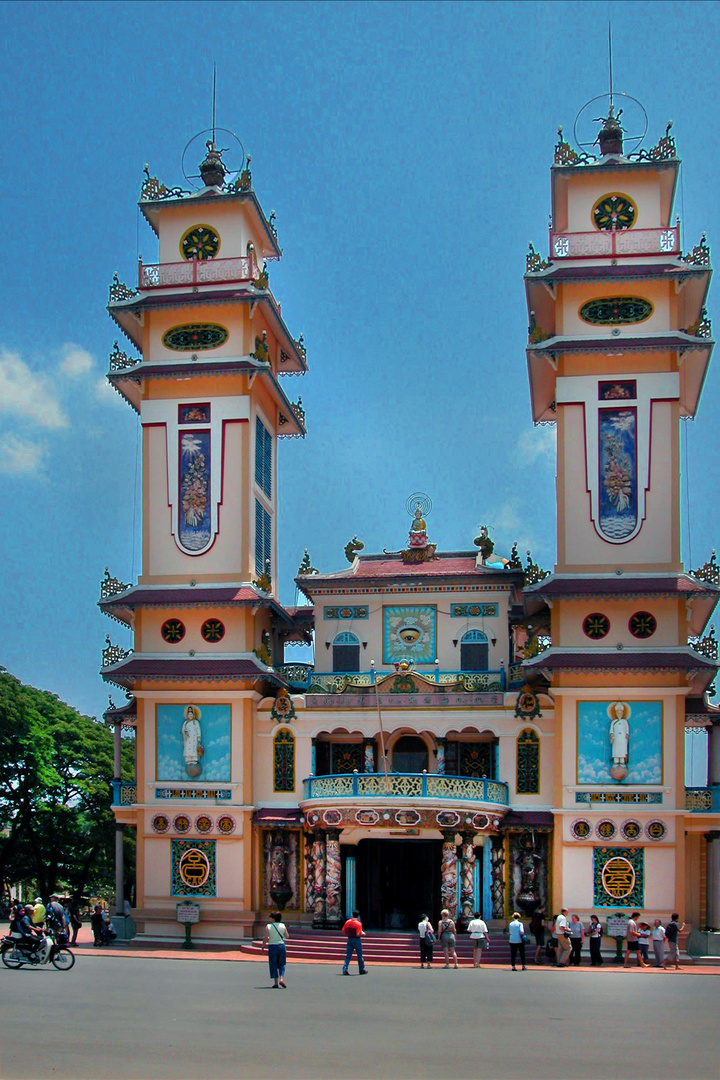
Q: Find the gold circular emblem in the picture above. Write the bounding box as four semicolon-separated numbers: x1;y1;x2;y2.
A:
601;856;636;899
178;848;210;889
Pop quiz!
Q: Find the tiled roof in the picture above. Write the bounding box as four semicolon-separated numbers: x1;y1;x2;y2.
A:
101;654;280;687
523;647;717;672
297;552;521;597
100;584;296;620
524;574;719;600
527;263;709;284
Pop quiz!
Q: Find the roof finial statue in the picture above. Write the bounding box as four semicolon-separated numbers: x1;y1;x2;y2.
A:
199;140;227;188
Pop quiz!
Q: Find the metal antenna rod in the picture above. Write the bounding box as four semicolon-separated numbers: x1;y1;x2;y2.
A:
211;61;216;143
608;22;614;111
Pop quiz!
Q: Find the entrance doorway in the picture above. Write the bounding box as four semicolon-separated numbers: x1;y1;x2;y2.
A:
353;839;442;929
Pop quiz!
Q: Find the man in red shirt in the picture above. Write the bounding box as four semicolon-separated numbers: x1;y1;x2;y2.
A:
341;909;367;975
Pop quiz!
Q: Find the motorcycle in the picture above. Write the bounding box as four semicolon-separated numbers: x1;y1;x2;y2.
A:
1;930;75;971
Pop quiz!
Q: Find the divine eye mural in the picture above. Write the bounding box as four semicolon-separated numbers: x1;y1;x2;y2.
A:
383;605;437;664
157;704;231;782
577;701;662;785
179;430;211;551
598;407;637;540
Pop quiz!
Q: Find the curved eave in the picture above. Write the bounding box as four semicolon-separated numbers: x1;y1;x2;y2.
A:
139;187;282;259
108;289;306;373
103;696;137;725
527;332;713;423
98;583;301;627
107;355;305;435
522;646;717;694
100;653;285;691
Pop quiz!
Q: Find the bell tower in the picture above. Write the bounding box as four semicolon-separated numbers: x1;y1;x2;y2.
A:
101;137;307;937
522;105;719;925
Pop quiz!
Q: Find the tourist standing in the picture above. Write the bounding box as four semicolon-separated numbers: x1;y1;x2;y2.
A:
624;911;648;968
587;914;603;966
438;909;459;969
262;911;289;988
90;904;107;947
418;914;435;969
69;902;83;945
467;911;490;968
341;909;367;975
546;914;559;965
662;914;685;970
652;919;666;967
638;922;651;965
555;909;571;967
529;908;546;964
569;913;584;965
508;911;527;971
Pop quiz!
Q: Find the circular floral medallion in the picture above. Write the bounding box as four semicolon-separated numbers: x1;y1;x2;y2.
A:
621;820;642;841
161;618;186;643
646;820;667;841
601;855;636;900
580;296;653;325
217;815;236;835
151;814;169;833
180;224;220;261
583;613;610;639
596;819;617;840
162;323;229;352
195;815;213;834
629;611;657;639
173;814;191;833
592;192;637;231
201;618;225;642
571;819;592;840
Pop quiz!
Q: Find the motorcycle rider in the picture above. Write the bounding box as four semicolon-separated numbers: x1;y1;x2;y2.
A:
17;904;45;958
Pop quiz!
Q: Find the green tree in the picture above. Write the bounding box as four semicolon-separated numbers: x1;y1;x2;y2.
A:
0;668;134;903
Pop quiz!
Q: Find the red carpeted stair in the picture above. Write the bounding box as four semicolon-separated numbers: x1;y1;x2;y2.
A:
240;929;522;966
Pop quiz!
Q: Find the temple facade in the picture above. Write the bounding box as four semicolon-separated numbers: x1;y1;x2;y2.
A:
101;113;720;946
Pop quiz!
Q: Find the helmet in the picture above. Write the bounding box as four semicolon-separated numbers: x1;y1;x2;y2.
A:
34;897;42;904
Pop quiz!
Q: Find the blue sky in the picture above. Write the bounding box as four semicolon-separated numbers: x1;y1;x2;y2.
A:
0;0;718;743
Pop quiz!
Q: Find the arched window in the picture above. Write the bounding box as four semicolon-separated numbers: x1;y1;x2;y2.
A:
392;736;428;774
517;728;540;794
460;629;489;672
332;631;360;673
274;729;295;792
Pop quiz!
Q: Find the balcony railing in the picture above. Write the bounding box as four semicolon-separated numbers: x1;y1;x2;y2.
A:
112;781;137;806
549;226;680;261
303;772;509;805
685;786;720;813
274;666;509;693
138;255;260;290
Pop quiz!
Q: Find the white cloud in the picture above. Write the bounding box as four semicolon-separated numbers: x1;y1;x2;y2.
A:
0;433;46;476
95;377;125;405
516;425;556;467
0;350;68;429
60;344;94;377
484;502;540;556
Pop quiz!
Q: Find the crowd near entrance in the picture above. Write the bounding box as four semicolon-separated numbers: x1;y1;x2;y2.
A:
352;839;442;929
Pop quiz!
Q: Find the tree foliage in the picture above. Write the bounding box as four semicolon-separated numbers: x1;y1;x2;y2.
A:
0;668;134;901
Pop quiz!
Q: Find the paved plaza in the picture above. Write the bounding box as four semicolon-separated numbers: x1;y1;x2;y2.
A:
1;951;718;1079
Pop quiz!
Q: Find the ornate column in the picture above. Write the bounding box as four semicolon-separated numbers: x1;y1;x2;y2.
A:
705;831;720;930
459;832;476;929
113;721;124;916
303;831;315;914
363;739;375;773
440;830;458;914
709;723;720;787
436;739;446;775
312;830;327;927
490;833;506;919
325;829;343;926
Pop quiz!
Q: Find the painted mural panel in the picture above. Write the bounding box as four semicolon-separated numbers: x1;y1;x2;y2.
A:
171;839;217;897
598;407;637;540
383;605;437;664
179;429;211;551
593;846;644;908
577;701;662;785
157;704;231;782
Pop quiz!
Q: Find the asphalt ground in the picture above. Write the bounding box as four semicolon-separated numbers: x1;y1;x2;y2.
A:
1;952;718;1080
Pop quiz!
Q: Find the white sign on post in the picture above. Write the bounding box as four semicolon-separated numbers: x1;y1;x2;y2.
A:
606;913;628;937
176;902;200;924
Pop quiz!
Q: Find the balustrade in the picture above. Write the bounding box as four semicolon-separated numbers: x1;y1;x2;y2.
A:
302;773;509;806
138;255;259;290
549;225;680;261
685;786;720;813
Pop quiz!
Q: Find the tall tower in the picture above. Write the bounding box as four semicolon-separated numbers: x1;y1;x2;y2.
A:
522;109;719;926
101;140;307;937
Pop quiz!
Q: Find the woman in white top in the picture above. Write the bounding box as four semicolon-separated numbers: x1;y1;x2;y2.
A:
466;911;490;968
262;911;290;988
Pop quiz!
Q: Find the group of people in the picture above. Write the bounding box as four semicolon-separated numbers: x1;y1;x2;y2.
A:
528;908;685;969
418;909;490;968
7;894;72;959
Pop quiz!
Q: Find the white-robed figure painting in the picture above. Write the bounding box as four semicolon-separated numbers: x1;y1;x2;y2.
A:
181;705;203;777
157;704;231;782
577;700;662;786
